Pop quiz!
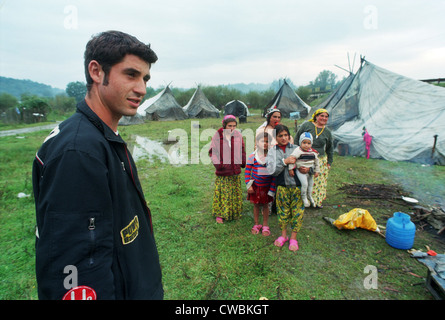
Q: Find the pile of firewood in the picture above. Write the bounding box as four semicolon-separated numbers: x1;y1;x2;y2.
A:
339;183;405;200
411;205;445;235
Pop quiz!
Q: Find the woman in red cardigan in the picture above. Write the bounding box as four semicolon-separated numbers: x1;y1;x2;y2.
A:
209;115;246;223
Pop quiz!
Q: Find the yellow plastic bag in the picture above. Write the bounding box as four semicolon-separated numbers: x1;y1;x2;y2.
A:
333;208;378;232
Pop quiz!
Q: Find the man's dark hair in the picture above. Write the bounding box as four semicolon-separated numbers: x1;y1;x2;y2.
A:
84;30;158;91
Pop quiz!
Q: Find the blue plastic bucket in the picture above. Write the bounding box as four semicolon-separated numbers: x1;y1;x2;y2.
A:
385;212;415;249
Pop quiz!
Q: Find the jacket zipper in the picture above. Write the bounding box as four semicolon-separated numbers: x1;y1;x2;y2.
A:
88;217;96;266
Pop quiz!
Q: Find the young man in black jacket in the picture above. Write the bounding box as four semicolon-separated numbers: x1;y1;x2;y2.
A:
32;31;163;300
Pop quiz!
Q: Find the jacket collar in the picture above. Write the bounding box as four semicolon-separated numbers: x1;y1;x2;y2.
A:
77;99;124;144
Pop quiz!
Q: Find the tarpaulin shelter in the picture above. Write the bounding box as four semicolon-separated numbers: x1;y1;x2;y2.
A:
137;85;188;121
321;59;445;165
119;113;145;126
183;86;220;118
263;79;311;118
224;100;250;117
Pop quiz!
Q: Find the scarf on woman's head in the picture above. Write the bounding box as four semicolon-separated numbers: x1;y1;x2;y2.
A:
309;108;329;123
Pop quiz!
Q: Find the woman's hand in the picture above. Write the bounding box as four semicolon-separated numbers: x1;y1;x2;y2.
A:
284;156;296;165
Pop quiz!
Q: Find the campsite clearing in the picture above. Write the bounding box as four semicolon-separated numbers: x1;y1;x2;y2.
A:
1;112;444;300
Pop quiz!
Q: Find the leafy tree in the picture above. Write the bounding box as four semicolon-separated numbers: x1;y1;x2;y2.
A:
48;94;76;115
66;81;87;103
310;70;338;91
0;92;18;113
296;86;311;103
20;95;50;115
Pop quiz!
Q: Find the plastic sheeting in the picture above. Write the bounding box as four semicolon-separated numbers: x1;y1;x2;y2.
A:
183;86;220;118
323;61;445;165
263;80;311;118
333;208;379;232
137;86;188;121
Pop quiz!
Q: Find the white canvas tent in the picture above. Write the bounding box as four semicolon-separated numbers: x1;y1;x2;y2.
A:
183;86;220;118
137;85;188;121
321;59;445;165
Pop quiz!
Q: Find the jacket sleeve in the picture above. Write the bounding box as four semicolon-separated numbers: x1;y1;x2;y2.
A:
208;131;223;170
265;147;286;177
34;150;115;300
245;154;254;189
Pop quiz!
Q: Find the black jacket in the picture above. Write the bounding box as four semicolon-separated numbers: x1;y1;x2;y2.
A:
32;100;163;300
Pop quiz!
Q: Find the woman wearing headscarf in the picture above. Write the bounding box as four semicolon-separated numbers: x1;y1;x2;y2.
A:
296;108;333;208
257;108;294;146
209;115;246;223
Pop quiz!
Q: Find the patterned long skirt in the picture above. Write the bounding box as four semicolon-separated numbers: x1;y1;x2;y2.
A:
276;186;305;233
212;175;243;221
312;155;329;206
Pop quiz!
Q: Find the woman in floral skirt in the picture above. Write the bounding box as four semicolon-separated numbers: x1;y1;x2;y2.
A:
209;115;246;223
296;109;333;208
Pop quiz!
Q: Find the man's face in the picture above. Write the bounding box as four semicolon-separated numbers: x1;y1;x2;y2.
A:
98;54;150;120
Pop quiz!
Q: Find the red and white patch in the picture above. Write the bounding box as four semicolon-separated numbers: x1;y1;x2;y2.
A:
62;286;97;300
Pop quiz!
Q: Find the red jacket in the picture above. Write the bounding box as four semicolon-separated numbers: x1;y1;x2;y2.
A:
209;127;246;176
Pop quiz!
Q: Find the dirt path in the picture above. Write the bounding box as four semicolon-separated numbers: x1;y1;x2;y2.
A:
0;123;59;137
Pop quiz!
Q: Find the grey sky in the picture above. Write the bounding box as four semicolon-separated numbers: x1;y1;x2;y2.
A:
1;0;444;91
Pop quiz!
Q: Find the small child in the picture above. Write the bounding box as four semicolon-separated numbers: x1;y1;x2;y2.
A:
245;132;276;236
288;132;320;207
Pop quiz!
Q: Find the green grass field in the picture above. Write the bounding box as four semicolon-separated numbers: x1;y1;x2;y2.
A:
1;111;444;300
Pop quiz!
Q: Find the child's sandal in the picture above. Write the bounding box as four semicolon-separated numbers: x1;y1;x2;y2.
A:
289;239;299;252
216;217;223;224
262;226;270;236
274;236;289;247
251;224;262;234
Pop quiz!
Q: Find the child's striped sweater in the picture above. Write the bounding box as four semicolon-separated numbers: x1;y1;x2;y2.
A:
245;152;276;194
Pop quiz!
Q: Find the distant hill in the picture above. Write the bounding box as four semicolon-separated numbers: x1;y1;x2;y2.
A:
225;82;272;93
0;76;65;99
221;79;298;93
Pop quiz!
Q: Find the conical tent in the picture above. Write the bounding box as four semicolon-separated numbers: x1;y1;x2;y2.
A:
137;86;188;121
321;59;445;165
317;72;356;112
263;80;311;118
118;113;145;126
224;100;251;117
183;86;220;118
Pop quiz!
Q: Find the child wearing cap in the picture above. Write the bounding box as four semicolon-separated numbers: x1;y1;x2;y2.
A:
288;132;320;207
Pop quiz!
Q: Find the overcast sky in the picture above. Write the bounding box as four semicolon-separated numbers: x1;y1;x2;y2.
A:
1;0;444;91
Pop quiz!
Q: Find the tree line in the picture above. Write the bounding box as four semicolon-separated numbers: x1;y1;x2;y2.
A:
0;70;342;124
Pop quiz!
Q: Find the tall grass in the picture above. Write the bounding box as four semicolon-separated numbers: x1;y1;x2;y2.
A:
0;111;444;300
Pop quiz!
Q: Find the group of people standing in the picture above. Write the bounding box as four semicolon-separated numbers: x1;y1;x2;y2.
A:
32;29;334;300
209;108;333;252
